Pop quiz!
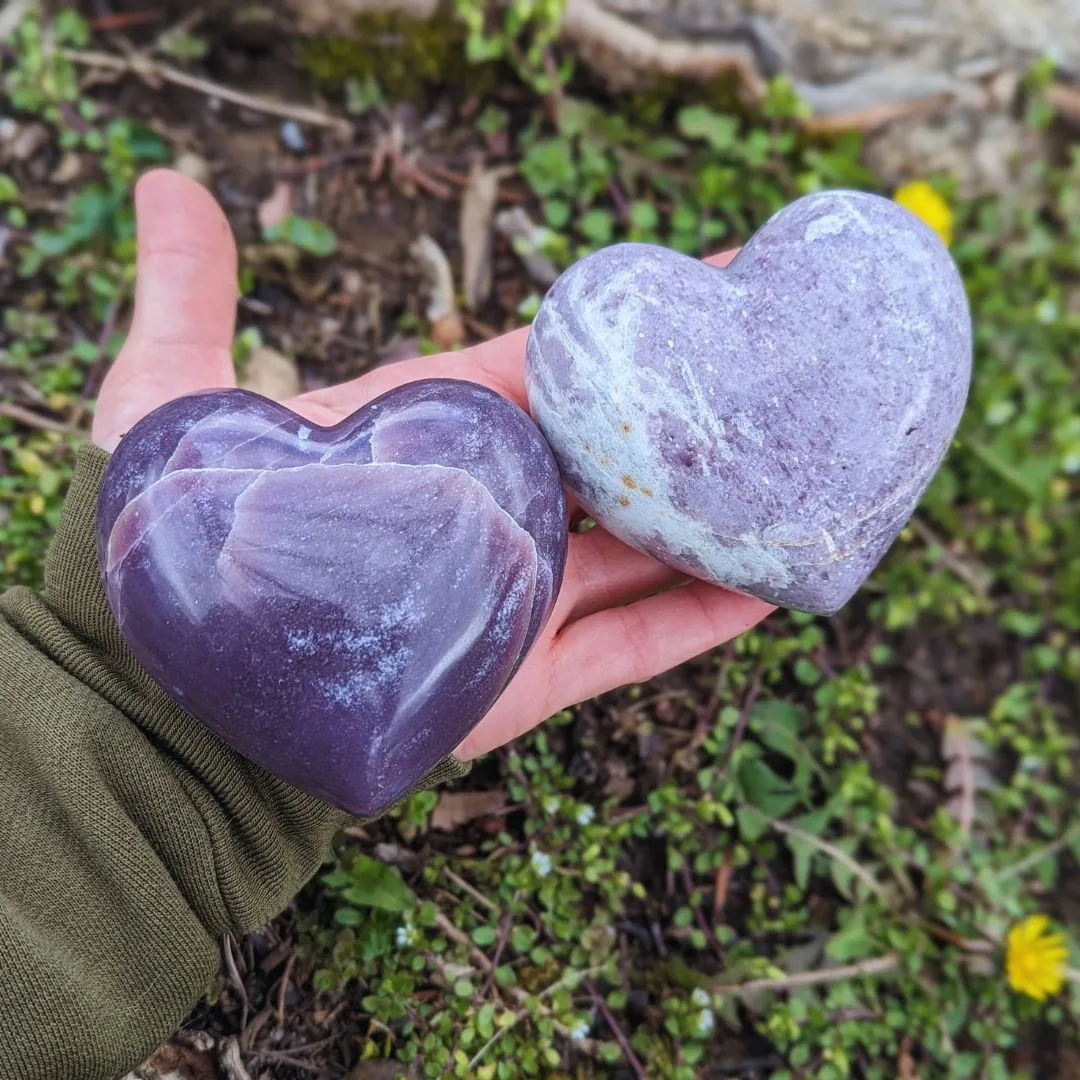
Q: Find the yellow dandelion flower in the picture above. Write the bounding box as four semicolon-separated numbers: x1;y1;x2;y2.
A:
893;180;954;247
1006;915;1069;1002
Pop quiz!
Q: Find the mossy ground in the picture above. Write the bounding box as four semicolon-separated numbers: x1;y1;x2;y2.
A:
1;6;1077;1079
297;11;497;102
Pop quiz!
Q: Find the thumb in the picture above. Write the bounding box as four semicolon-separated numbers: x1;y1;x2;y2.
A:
92;169;239;451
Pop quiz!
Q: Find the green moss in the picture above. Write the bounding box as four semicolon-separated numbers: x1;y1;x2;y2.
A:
622;71;747;123
297;10;499;103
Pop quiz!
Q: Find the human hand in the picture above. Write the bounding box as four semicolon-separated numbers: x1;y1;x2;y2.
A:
93;169;774;762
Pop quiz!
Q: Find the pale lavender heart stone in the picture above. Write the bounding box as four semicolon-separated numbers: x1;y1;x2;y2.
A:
95;380;567;816
524;189;973;615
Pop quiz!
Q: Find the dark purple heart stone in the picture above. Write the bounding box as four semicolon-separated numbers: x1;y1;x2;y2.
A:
525;189;973;616
95;380;568;816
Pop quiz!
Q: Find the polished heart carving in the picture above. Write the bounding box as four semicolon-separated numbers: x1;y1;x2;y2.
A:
95;380;568;817
525;189;972;615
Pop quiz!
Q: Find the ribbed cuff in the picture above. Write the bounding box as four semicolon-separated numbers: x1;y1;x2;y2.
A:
41;443;135;670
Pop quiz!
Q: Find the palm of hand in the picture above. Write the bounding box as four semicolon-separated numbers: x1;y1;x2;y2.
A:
93;171;772;761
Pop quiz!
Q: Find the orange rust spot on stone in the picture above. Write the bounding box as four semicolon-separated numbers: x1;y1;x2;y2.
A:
621;474;638;490
640;486;654;497
618;494;631;507
621;420;633;434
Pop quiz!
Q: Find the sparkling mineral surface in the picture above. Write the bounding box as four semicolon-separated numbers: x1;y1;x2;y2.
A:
96;380;568;816
525;189;972;615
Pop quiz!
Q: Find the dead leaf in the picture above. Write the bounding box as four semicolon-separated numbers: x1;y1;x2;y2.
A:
124;1031;217;1080
411;233;464;348
431;790;507;831
239;346;302;401
495;207;560;287
942;714;995;840
373;841;421;868
459;163;505;311
50;151;83;185
8;122;50;163
411;234;456;321
257;180;293;231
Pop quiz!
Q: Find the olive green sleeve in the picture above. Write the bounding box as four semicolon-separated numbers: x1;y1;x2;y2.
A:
0;443;469;1080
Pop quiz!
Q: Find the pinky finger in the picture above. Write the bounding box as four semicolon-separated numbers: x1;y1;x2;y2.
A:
549;582;774;711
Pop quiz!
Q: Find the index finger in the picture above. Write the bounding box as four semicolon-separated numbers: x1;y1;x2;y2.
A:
93;169;240;450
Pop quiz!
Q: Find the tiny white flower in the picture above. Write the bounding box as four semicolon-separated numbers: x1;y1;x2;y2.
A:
543;794;561;816
575;804;595;826
531;850;553;878
1036;297;1059;324
569;1019;590;1042
691;987;711;1008
395;922;416;947
695;1008;715;1037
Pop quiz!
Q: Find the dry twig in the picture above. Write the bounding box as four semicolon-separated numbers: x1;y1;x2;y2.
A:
89;10;164;32
994;821;1080;884
411;234;464;347
495;207;561;288
584;978;646;1079
222;934;249;1032
0;401;82;436
801;93;953;134
241;1048;322;1074
61;48;351;131
275;952;295;1027
771;820;893;906
442;865;501;913
714;953;900;996
561;0;766;101
909;516;991;599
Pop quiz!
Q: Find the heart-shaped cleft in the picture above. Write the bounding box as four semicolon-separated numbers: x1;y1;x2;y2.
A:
525;189;973;616
96;379;568;817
